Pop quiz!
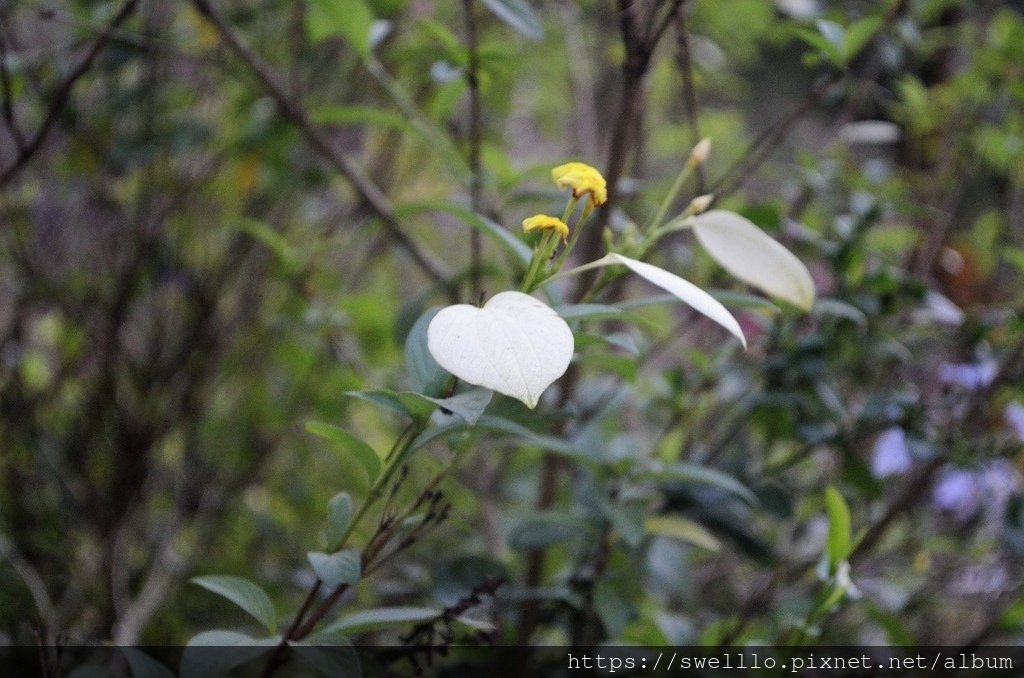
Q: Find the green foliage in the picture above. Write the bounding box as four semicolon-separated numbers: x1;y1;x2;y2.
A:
190;576;278;634
2;0;1023;671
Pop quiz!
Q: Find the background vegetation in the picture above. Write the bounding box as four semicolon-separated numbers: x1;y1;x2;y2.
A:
2;0;1023;668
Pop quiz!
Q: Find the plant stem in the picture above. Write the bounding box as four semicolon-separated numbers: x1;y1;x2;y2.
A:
463;0;484;297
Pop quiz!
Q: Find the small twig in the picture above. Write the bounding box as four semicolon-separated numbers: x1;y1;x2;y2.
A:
463;0;484;297
0;32;27;150
190;0;451;287
0;0;141;186
710;74;840;200
673;5;705;193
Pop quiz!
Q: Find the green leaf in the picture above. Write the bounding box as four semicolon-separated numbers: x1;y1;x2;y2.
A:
479;0;543;40
404;308;448;397
646;515;721;552
422;388;493;426
593;581;633;638
343;390;436;421
120;648;175;678
554;303;624;321
407;414;597;466
293;637;361;678
236;219;298;272
825;486;852;566
322;606;444;635
305;421;382;482
68;668;114;678
181;631;280;678
190;576;277;634
394;200;532;265
326;492;353;551
308;548;361;587
643;462;758;506
311;105;421;137
813;298;868;326
306;0;374;55
707;290;781;313
841;16;882;64
508;512;588;550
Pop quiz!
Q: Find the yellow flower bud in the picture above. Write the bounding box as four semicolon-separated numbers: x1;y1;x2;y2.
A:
551;162;608;207
522;214;570;242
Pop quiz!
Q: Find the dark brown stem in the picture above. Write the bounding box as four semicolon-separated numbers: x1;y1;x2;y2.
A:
0;32;26;150
673;5;705;193
190;0;451;287
710;74;840;200
0;0;141;186
463;0;484;297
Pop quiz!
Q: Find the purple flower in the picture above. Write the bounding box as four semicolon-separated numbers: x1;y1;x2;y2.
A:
938;361;997;390
871;427;911;478
1005;402;1024;442
932;469;980;517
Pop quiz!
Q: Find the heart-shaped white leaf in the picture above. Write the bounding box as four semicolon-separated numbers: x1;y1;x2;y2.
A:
573;253;745;347
427;291;573;409
692;210;815;311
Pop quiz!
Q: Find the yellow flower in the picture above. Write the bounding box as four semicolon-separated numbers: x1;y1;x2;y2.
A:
522;214;570;242
552;162;607;207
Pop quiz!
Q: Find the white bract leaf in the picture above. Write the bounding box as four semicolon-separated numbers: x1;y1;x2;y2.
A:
427;291;573;409
692;210;816;311
589;253;746;348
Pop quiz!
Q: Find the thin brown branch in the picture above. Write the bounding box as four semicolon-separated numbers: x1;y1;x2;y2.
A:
710;73;840;200
191;0;451;287
673;5;705;193
463;0;484;297
0;0;141;186
0;32;27;150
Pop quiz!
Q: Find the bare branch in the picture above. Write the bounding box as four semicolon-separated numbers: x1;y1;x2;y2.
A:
0;0;141;187
191;0;451;287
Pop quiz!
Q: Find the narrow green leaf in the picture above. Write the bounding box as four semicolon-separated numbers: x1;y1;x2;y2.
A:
406;414;598;466
308;548;361;587
120;648;175;678
306;0;374;55
644;462;758;506
342;390;436;421
326;492;353;551
311;105;422;137
293;638;361;678
554;303;624;321
394;200;532;265
508;512;588;550
305;421;382;482
404;308;448;397
646;515;721;551
181;631;280;678
841;16;883;64
825;485;852;566
190;576;277;634
479;0;543;40
322;606;444;635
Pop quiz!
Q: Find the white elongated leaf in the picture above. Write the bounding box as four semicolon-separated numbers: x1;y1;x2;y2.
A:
578;254;745;347
692;210;816;311
427;291;573;409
